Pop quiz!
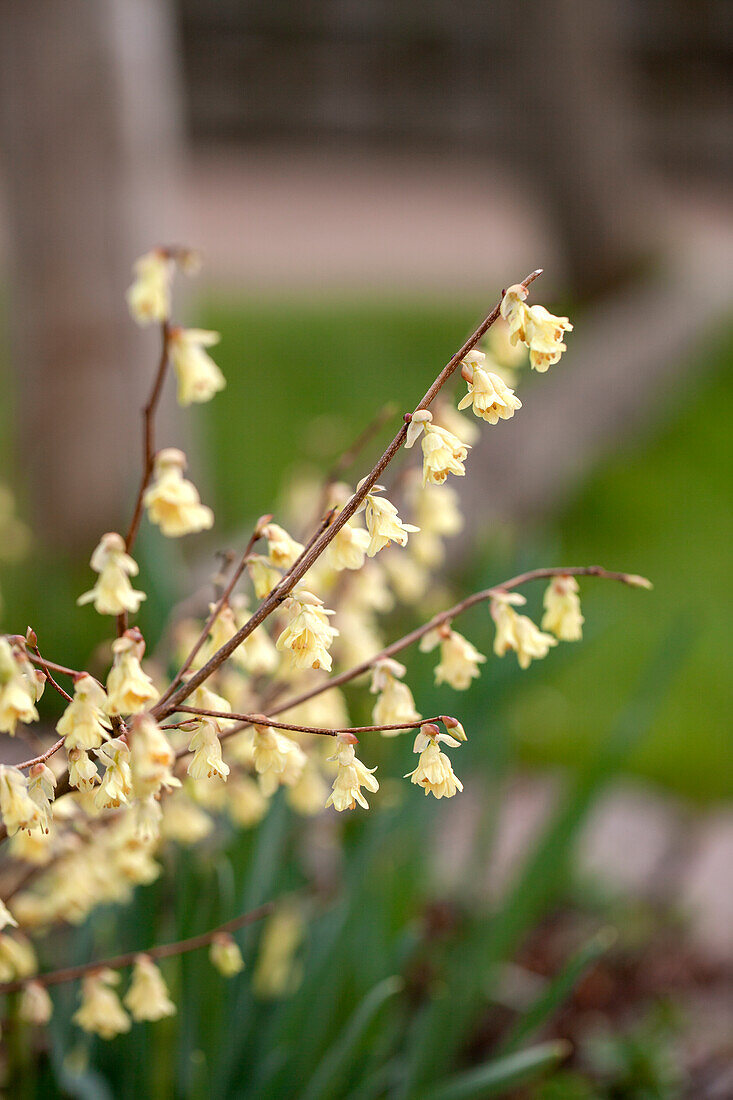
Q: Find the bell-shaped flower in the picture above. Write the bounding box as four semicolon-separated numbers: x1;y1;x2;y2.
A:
248;555;283;599
405;723;463;799
56;672;111;751
187;720;230;782
541;575;584;641
20;980;53;1025
458;356;522;424
359;483;419;557
0;766;42;835
0;639;40;735
126;249;172;326
252;722;306;797
27;764;56;834
168;327;226;406
210;933;244;977
325;519;370;571
420;627;486;691
73;969;131;1040
491;593;558;669
124;955;176;1021
77;533;146;617
325;736;379;812
94;738;132;810
106;630;158;715
500;284;572;372
262;523;304;570
130;714;179;800
67;747;99;792
370;658;421;733
143;449;214;537
276;589;338;672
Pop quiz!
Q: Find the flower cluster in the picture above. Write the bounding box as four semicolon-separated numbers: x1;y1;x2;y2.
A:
0;251;651;1041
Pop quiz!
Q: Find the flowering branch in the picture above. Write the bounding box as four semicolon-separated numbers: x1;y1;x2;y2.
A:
212;564;650;747
156;269;544;718
171;705;447;742
0;901;274;996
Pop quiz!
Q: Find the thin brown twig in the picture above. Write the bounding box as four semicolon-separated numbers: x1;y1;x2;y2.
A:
0;901;274;995
155;270;543;718
27;639;73;705
172;705;445;743
14;738;66;772
117;320;171;636
124;320;171;554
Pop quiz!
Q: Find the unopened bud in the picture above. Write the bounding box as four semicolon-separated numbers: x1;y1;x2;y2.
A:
441;716;467;741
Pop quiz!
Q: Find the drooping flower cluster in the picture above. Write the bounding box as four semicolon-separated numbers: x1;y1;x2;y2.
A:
0;249;654;1046
143;448;214;537
325;734;379;812
77;533;146;617
500;283;573;372
405;722;465;799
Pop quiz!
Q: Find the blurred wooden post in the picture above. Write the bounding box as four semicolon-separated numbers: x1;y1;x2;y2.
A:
513;0;646;298
0;0;183;550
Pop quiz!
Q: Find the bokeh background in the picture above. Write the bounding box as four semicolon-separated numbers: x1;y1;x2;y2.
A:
0;2;731;1096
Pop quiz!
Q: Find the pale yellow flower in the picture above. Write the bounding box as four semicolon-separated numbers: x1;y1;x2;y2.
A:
0;932;37;982
0;766;42;835
360;484;419;557
458;355;522;424
276;590;338;672
262;523;304;569
500;284;572;372
77;533;146;617
541;575;584;641
130;714;179;799
73;969;131;1039
94;738;132;810
325;520;371;572
421;423;469;486
252;723;306;797
20;981;53;1025
491;593;558;669
210;933;244;977
248;555;283;599
124;955;176;1021
382;550;430;601
0;898;18;931
126;249;172;326
106;631;158;715
187;721;230;782
325;738;379;812
56;673;111;751
168;327;226;406
67;747;99;792
253;906;304;999
420;628;486;691
27;764;56;834
370;658;421;733
143;449;214;537
0;639;40;735
405;724;464;799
